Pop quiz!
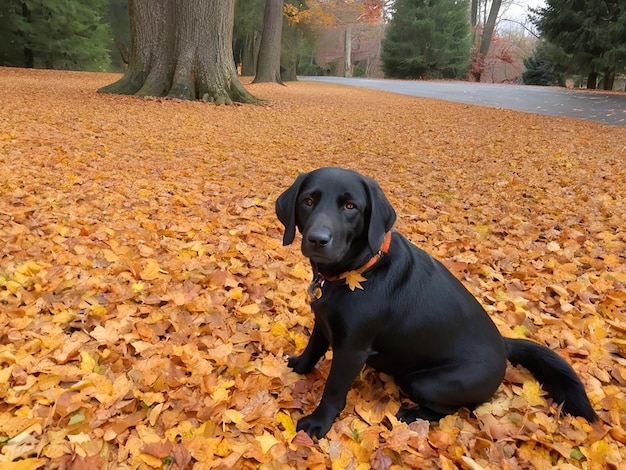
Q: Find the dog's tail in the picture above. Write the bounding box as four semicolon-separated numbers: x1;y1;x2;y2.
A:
504;338;598;422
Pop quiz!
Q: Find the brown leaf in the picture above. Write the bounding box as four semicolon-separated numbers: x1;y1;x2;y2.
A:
142;439;174;458
1;67;624;469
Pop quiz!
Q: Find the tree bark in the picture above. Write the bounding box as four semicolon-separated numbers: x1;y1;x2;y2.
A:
344;23;352;78
253;0;284;84
602;71;614;91
479;0;501;58
98;0;257;104
241;31;259;76
586;71;597;90
470;0;478;28
471;0;502;81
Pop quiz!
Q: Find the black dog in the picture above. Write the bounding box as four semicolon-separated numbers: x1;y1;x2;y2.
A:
276;167;597;438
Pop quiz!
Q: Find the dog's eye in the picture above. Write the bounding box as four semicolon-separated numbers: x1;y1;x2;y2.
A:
303;198;314;207
345;202;356;210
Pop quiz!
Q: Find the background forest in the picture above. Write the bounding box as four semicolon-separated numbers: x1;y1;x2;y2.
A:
0;0;624;90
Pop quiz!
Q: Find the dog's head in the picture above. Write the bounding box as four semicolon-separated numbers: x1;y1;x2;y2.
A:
276;167;396;269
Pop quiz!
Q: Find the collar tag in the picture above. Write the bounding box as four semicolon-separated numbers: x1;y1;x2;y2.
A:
308;232;393;298
308;273;325;300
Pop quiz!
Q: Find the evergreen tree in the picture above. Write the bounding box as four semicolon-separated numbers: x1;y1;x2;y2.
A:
234;0;266;76
107;0;130;71
381;0;471;79
531;0;626;90
0;0;112;71
522;41;566;86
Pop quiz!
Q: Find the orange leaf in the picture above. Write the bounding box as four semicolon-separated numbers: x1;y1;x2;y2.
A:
340;270;367;291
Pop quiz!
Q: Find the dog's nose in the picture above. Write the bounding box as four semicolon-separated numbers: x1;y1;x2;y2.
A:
307;230;331;249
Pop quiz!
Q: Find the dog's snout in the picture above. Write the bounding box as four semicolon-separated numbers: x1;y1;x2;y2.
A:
307;230;332;249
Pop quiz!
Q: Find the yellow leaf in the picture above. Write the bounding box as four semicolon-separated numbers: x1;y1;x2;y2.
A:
89;305;107;317
140;258;162;280
341;270;367;291
276;411;296;438
210;378;235;402
226;286;243;300
270;322;288;337
291;263;310;280
52;309;76;323
256;431;279;454
521;380;547;407
6;280;21;294
15;261;43;276
0;365;14;384
237;303;260;315
0;458;48;470
137;453;164;468
512;324;528;338
79;351;98;372
210;387;230;402
330;446;354;470
214;438;233;457
223;409;243;424
291;332;309;351
137;392;165;407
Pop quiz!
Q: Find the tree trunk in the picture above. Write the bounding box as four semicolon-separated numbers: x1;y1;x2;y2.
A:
344;23;353;78
98;0;257;104
253;0;284;84
241;31;259;76
472;0;502;82
470;0;478;28
586;71;597;90
281;57;298;81
21;2;34;68
602;71;614;90
479;0;501;58
280;22;300;81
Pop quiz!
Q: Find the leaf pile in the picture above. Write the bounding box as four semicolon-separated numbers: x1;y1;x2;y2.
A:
0;67;625;469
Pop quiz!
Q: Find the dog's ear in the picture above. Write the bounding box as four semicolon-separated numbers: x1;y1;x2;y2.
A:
364;177;396;254
275;172;309;246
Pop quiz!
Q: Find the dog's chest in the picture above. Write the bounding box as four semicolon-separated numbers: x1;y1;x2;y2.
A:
310;293;350;347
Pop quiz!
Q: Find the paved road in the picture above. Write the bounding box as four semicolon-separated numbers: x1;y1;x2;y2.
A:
301;76;626;126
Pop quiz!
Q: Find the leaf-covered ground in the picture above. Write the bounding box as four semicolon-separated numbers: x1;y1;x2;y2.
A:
0;67;625;469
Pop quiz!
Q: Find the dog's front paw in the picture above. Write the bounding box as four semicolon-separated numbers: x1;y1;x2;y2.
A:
287;354;315;374
296;401;340;438
296;414;332;439
296;411;334;438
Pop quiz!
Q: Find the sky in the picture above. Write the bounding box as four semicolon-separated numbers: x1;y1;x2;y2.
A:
503;0;546;21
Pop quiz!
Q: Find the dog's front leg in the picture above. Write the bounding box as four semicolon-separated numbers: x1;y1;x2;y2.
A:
288;322;329;374
296;348;369;438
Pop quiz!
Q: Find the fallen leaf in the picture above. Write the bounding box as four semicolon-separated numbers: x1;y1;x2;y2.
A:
0;67;624;469
341;270;367;291
256;432;280;454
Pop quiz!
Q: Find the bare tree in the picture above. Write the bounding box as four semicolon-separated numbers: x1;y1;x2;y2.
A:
470;0;505;81
479;0;502;58
99;0;257;104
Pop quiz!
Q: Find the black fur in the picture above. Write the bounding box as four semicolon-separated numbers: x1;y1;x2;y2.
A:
276;167;597;438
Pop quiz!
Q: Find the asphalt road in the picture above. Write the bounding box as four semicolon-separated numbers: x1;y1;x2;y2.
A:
301;76;626;126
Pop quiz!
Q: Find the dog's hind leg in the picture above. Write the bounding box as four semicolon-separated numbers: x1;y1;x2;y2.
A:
394;360;506;422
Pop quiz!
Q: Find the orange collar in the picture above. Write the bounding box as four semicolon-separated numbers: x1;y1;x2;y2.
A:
322;230;392;282
308;231;391;301
308;231;392;299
